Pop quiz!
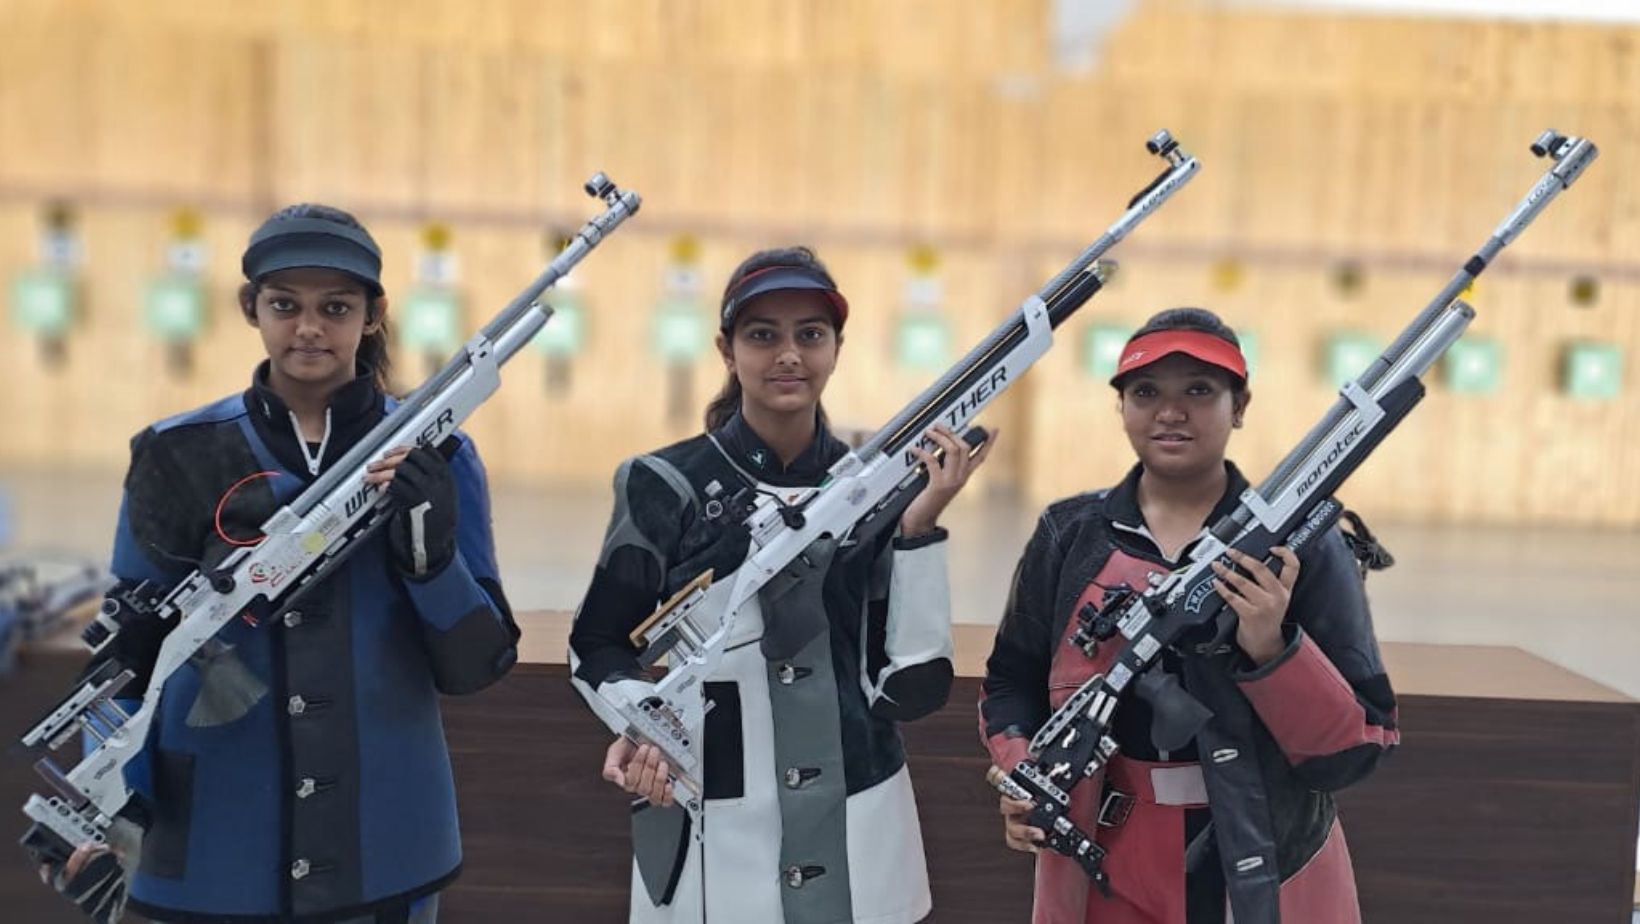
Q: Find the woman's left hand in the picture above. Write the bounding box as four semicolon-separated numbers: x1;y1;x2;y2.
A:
900;425;997;538
1212;547;1300;666
369;445;460;577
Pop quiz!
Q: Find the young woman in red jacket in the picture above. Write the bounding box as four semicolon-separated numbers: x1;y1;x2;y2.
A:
980;308;1398;924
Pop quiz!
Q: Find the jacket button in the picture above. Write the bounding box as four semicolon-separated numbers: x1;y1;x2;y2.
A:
283;611;303;628
778;663;797;685
296;777;317;799
1211;748;1239;763
783;767;819;789
287;695;306;716
290;858;310;880
783;864;825;889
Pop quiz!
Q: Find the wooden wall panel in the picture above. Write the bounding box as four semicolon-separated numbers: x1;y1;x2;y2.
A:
0;1;1636;524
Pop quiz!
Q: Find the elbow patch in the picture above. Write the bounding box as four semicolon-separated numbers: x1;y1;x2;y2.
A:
424;602;519;695
871;658;954;721
1294;740;1396;792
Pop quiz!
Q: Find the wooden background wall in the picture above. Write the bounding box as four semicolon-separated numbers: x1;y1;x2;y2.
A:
0;0;1635;525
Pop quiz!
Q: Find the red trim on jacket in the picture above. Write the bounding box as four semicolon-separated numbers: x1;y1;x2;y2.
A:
1235;629;1401;764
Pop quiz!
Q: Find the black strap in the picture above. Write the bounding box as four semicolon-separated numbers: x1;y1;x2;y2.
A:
1339;509;1395;579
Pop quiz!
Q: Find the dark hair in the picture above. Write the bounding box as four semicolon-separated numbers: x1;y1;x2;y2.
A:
703;246;840;432
237;203;392;392
1113;306;1248;398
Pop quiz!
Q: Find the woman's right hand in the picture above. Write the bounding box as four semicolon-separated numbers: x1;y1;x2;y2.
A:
603;736;675;808
38;837;132;924
1000;795;1045;854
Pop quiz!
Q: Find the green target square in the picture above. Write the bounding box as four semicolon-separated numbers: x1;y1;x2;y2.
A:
145;275;207;341
1324;333;1380;388
1082;324;1131;379
536;295;585;357
1442;338;1503;395
896;313;951;370
401;287;463;352
1562;342;1623;400
653;298;708;361
12;270;75;336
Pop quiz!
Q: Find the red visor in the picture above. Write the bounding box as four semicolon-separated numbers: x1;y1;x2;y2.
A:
1111;330;1248;384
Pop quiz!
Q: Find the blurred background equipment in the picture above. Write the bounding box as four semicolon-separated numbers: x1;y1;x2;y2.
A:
0;554;107;676
534;229;589;394
652;233;710;425
401;220;464;379
142;207;209;378
9;201;80;368
895;244;951;371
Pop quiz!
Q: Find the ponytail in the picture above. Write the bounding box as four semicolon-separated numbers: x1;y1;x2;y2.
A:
703;375;743;432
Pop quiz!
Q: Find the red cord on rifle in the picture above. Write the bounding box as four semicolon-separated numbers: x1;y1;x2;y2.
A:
215;471;280;547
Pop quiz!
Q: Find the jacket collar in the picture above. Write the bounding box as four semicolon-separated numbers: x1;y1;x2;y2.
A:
242;360;384;479
712;410;847;488
1106;460;1250;559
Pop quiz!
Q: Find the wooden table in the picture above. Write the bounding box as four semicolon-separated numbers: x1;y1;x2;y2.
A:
3;613;1637;923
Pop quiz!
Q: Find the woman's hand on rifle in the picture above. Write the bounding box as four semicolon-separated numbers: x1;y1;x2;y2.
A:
367;444;460;577
1213;546;1300;666
999;795;1045;854
901;425;997;539
603;736;675;808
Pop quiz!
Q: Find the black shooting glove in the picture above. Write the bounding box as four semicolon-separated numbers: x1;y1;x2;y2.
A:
386;446;459;578
32;816;142;924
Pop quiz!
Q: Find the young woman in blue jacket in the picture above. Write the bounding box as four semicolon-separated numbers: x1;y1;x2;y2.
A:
41;204;519;924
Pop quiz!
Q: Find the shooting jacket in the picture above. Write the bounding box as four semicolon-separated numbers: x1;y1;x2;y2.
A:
102;363;517;922
569;411;955;924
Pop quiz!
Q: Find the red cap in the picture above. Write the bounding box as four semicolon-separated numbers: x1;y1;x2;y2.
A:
1110;329;1248;385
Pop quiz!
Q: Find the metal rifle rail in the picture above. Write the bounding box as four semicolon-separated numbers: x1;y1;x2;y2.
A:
990;130;1598;891
1257;129;1596;496
17;173;641;870
295;174;640;520
593;130;1202;823
860;129;1199;464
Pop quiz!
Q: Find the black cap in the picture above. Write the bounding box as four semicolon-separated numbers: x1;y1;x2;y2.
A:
720;264;849;332
242;215;384;296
